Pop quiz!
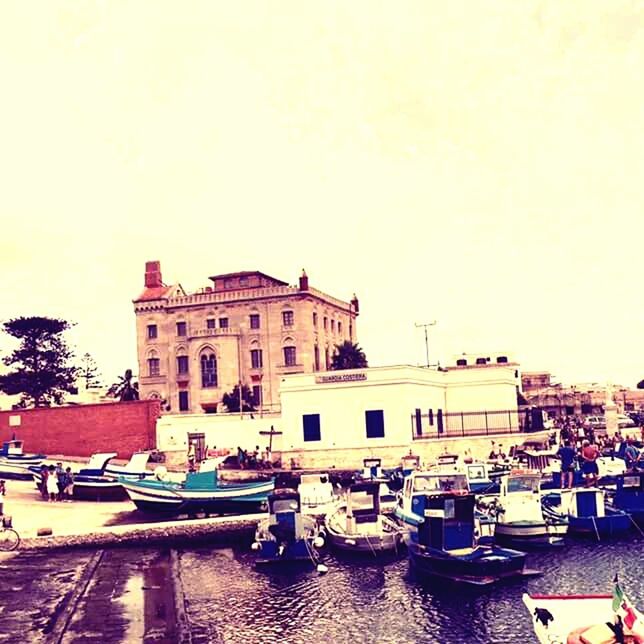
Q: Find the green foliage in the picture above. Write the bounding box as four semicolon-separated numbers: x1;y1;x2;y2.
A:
79;352;102;390
107;369;140;401
330;341;368;370
638;379;644;390
0;316;78;407
222;384;256;413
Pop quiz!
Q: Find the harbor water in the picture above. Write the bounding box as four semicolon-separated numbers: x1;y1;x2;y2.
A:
179;535;644;644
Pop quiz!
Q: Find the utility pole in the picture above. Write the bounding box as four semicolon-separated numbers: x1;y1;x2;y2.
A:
415;321;437;367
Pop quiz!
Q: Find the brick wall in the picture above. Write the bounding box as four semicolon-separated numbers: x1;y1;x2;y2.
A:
0;400;161;459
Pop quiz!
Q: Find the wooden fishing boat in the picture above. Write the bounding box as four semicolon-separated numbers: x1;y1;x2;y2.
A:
542;488;633;539
482;471;567;548
325;481;404;556
252;489;325;567
0;440;46;480
120;468;275;515
407;490;540;586
611;471;644;527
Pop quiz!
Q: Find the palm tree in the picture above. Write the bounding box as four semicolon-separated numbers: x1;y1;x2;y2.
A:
107;369;140;401
330;341;368;370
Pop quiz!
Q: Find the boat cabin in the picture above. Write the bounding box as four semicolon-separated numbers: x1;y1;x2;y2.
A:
362;458;383;480
267;489;305;542
401;454;420;476
346;481;381;534
501;472;541;496
614;472;644;512
560;488;606;519
400;472;469;522
1;440;25;456
297;473;334;509
417;492;476;552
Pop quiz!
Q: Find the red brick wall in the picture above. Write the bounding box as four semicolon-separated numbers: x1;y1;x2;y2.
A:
0;400;161;459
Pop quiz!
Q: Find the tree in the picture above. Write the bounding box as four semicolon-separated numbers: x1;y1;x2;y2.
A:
330;341;368;370
0;316;78;407
638;379;644;390
79;352;102;390
222;384;256;413
107;369;140;401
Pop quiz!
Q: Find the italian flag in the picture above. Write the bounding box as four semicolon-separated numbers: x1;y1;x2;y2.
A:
613;580;644;642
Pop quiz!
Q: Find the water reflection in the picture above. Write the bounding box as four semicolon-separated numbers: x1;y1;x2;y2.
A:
179;535;644;644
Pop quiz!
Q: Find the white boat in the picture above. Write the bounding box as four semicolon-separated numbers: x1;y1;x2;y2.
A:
523;588;644;644
104;452;153;479
0;440;46;480
325;481;404;555
484;471;567;547
297;473;337;515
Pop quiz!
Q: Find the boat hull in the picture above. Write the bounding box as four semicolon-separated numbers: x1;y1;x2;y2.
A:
495;521;567;547
122;478;274;516
0;461;41;480
327;530;402;554
409;543;532;586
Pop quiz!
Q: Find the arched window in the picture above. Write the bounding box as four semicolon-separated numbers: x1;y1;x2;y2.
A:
147;350;160;376
201;353;217;388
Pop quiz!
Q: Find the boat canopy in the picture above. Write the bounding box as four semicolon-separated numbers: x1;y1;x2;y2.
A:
1;440;24;456
504;474;541;494
347;481;380;523
412;473;468;494
269;489;301;514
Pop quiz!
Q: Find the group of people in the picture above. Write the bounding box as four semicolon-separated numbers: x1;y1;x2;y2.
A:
237;446;272;470
38;463;75;502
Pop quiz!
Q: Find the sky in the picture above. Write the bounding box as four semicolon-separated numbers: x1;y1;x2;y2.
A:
0;1;642;389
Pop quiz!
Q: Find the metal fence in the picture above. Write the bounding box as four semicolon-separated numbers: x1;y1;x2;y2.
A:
410;409;521;440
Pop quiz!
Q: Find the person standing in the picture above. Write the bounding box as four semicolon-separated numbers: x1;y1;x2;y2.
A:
46;465;59;502
63;467;74;501
0;480;5;516
581;439;600;487
557;440;576;489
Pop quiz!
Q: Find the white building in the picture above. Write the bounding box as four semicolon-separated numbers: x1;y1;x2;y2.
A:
157;361;522;469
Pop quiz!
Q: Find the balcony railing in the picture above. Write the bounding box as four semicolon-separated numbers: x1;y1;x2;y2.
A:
411;409;521;440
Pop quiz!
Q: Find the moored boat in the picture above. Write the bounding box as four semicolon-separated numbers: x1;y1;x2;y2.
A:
611;471;644;527
482;470;567;548
325;481;404;556
407;489;540;586
0;440;46;480
297;473;337;515
120;468;275;516
542;487;633;539
104;451;154;480
251;489;325;566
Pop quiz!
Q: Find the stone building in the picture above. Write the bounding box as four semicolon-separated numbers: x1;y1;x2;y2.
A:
133;261;359;414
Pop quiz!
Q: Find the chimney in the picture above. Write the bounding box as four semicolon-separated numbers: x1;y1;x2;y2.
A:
298;269;309;291
351;293;359;313
145;261;163;288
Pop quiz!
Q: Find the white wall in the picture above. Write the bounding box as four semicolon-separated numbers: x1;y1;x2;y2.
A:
156;412;283;454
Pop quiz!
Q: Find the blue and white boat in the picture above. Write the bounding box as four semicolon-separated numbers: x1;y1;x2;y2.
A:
542;487;633;539
251;489;325;566
120;468;275;516
611;471;644;527
395;470;496;545
407;489;539;586
0;440;46;480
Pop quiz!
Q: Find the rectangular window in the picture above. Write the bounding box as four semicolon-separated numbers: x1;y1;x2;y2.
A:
250;349;263;369
331;320;335;332
249;314;260;329
303;414;321;442
176;321;187;336
206;318;216;329
312;312;318;326
365;410;385;438
338;321;342;334
323;316;328;330
147;324;157;340
219;317;229;329
252;385;262;407
177;356;189;374
148;358;160;377
284;346;296;366
282;310;294;327
178;391;189;411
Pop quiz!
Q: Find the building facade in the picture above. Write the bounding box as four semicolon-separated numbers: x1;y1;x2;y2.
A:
134;261;359;414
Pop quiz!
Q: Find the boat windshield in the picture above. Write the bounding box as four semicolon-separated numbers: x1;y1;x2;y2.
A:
507;476;540;493
349;490;376;511
412;474;468;493
272;499;299;513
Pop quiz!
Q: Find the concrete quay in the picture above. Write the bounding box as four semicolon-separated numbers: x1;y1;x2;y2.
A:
2;479;261;552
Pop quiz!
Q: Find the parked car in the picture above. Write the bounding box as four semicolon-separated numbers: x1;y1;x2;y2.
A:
617;414;636;429
583;416;606;430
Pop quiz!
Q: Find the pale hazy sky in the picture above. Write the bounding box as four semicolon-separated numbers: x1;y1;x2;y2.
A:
1;1;642;388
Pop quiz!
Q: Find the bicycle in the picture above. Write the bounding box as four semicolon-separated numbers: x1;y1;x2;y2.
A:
0;518;20;552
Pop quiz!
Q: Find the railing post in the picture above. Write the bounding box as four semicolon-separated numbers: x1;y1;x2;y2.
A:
461;412;464;437
485;411;489;435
